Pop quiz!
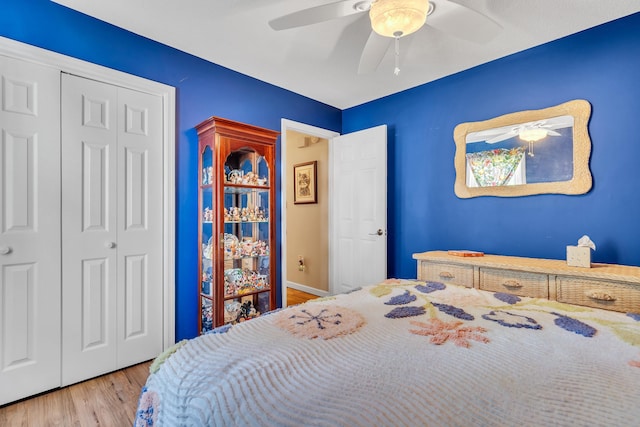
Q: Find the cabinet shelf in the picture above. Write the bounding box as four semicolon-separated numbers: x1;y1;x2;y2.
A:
224;184;270;194
196;116;279;333
225;255;269;261
224;288;270;301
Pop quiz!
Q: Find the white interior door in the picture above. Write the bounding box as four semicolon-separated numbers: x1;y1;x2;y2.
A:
115;83;163;368
61;73;119;385
0;55;62;405
61;73;163;385
330;125;387;294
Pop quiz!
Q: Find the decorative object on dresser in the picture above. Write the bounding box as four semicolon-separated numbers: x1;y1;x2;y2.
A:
453;99;592;198
447;249;484;257
414;251;640;312
566;234;596;268
195;117;279;332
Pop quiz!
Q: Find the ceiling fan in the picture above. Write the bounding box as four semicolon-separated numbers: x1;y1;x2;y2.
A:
467;117;573;156
477;119;570;144
268;0;502;74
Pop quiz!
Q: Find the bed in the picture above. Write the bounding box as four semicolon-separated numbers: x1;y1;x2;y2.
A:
135;272;640;426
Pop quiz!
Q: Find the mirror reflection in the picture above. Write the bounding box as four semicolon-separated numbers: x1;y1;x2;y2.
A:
465;115;574;187
453;99;592;198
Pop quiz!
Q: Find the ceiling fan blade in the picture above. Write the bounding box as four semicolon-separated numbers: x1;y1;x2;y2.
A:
546;130;562;136
269;0;367;31
358;30;392;74
544;116;575;130
428;0;501;43
486;130;518;144
467;126;512;142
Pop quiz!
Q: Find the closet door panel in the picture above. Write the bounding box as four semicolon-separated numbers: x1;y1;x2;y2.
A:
61;73;118;386
116;87;163;367
0;56;61;405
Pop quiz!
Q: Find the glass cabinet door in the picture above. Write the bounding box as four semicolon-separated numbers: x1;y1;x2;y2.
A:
200;145;214;333
221;148;271;325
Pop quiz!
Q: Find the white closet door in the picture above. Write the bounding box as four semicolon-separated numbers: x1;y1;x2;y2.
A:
0;56;61;405
61;73;118;385
61;73;163;385
116;84;163;367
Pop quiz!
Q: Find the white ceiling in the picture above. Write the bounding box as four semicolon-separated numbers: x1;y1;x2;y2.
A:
51;0;640;109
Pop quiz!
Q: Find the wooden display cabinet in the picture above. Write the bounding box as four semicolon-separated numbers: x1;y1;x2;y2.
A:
195;117;279;333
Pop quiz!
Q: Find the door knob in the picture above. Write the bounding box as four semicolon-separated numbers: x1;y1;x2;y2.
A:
368;229;384;236
105;241;116;249
0;246;12;255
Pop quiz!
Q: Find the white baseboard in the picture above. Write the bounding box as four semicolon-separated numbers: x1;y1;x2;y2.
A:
286;281;330;298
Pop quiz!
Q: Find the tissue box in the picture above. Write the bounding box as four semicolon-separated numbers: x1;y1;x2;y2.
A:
566;245;591;268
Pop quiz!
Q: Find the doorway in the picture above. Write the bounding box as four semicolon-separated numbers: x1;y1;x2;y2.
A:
280;120;387;306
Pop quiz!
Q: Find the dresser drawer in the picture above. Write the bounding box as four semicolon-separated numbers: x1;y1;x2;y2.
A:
556;277;640;313
479;268;548;298
419;261;474;288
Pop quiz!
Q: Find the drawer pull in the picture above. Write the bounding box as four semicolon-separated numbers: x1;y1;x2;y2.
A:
502;280;523;289
586;290;616;302
439;272;455;280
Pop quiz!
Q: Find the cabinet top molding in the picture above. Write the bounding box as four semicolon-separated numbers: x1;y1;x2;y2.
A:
195;116;280;145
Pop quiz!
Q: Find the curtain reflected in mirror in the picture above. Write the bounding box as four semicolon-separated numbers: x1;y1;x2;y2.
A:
454;100;592;198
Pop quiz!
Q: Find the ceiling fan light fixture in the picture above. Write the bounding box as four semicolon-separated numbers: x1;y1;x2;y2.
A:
370;0;430;38
519;128;548;142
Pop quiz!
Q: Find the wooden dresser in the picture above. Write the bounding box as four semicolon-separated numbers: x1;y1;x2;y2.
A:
413;251;640;313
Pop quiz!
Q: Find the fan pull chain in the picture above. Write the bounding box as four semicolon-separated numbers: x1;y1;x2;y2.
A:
394;35;401;75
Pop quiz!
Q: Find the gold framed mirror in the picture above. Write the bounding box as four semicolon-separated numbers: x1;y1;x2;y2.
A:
454;99;592;198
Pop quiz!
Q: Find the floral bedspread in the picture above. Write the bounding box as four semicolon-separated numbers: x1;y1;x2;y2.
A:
135;279;640;427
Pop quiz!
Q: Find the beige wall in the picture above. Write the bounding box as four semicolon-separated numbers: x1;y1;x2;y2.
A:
286;130;329;292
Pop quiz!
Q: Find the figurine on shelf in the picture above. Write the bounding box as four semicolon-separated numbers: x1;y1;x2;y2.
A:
257;240;269;256
241;239;253;257
228;169;243;184
223;243;231;259
242;171;254;185
238;301;256;321
202;166;213;185
201;300;213;333
257;177;267;186
231;206;241;222
224;301;241;324
202;207;213;222
240;207;249;222
231;241;238;258
223;207;230;222
256;207;266;222
202;241;212;260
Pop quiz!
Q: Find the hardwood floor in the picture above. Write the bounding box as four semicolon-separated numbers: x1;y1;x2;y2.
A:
286;287;318;306
0;361;151;427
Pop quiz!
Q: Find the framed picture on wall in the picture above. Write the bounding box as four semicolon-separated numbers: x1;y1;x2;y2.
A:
293;161;317;204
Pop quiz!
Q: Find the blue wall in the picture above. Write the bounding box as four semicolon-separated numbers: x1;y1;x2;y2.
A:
3;1;640;340
344;12;640;278
1;0;341;340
